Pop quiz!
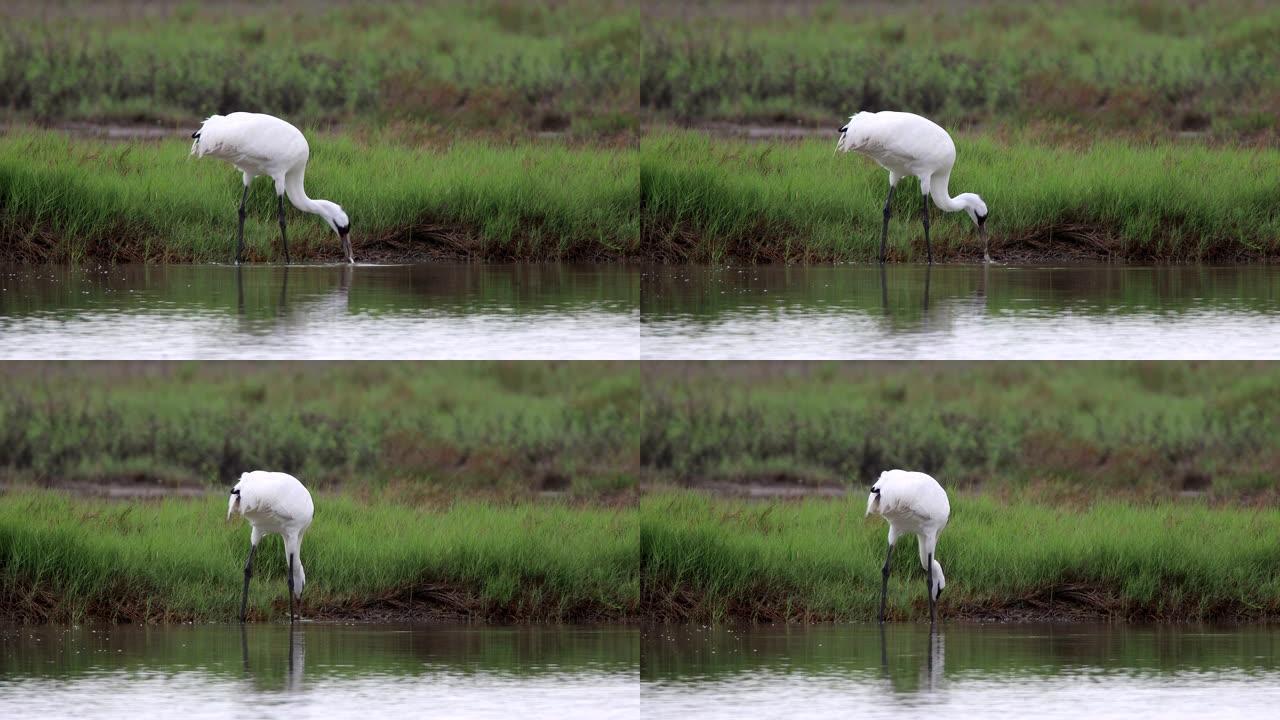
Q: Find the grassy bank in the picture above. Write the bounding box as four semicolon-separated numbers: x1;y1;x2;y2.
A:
642;491;1280;623
0;490;637;623
641;131;1280;262
641;362;1280;503
0;362;639;500
0;130;638;263
1;0;637;139
642;0;1280;141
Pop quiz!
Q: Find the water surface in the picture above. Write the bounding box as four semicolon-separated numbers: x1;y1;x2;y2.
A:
641;264;1280;358
643;623;1280;720
0;264;638;359
1;623;638;719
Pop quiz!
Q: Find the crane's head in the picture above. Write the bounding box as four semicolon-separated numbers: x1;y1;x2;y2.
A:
316;201;349;236
956;193;988;229
315;200;354;264
932;558;946;599
227;487;242;520
865;486;882;518
835;113;873;154
835;114;860;154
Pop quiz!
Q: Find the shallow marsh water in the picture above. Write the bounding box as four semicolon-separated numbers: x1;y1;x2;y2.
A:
0;264;638;359
4;263;1279;359
641;264;1280;359
0;623;639;719
642;623;1280;720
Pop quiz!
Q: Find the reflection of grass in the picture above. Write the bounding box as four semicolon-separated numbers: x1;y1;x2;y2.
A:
641;491;1280;623
0;264;639;319
1;1;637;139
0;362;639;499
0;490;639;623
0;130;639;263
642;0;1280;141
641;362;1280;502
642;624;1280;683
4;624;638;683
641;265;1280;327
641;131;1280;262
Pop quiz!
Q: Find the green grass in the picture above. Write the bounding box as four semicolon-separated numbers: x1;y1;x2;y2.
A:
0;362;639;500
641;131;1280;262
0;489;638;623
642;491;1280;623
0;129;639;262
641;362;1280;502
642;0;1280;141
1;0;638;138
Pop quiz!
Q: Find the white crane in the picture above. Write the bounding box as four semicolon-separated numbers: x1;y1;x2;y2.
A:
837;111;989;264
865;469;950;625
227;470;314;623
191;112;353;265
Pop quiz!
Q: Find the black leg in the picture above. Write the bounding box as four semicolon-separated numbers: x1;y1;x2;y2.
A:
921;196;932;264
879;543;894;622
278;195;290;265
236;185;249;265
240;543;258;623
288;552;296;623
879;185;895;263
926;552;936;627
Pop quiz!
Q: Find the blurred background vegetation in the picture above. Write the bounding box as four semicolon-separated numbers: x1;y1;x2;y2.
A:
641;362;1280;504
642;0;1280;143
0;362;639;503
8;361;1280;506
0;0;637;142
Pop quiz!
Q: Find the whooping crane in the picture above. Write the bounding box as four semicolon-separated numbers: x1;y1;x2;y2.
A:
865;469;950;625
227;470;314;623
837;111;989;264
191;112;353;265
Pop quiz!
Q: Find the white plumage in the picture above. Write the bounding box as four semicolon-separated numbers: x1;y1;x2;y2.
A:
228;470;314;622
192;112;353;264
865;469;950;624
837;111;990;263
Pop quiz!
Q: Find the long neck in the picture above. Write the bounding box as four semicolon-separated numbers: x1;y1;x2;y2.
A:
928;170;966;213
284;167;323;217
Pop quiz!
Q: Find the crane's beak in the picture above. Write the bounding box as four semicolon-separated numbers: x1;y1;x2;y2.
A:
977;215;990;263
340;229;353;264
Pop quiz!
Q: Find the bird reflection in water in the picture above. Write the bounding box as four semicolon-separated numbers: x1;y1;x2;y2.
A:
879;624;946;695
235;265;291;318
879;263;932;320
233;264;353;330
241;624;306;693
